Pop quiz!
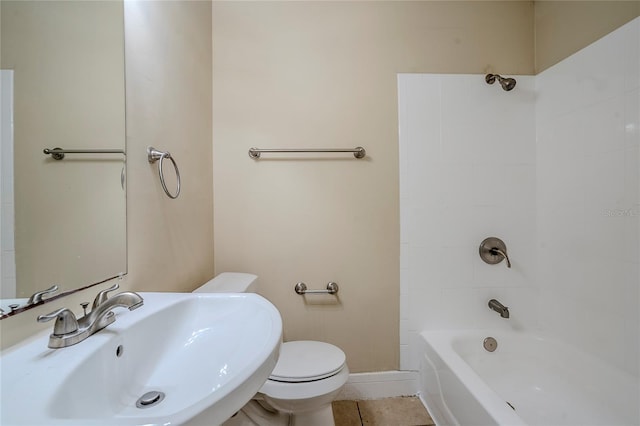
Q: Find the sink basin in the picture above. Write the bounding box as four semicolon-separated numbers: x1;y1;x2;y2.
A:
0;292;282;425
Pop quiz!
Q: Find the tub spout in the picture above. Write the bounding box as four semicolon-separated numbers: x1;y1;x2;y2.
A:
488;299;510;318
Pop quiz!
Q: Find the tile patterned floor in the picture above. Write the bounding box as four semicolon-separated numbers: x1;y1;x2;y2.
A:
332;396;435;426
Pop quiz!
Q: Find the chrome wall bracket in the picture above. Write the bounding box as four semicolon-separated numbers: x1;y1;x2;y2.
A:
294;282;339;295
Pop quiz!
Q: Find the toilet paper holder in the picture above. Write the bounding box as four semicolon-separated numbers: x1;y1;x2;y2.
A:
294;282;339;295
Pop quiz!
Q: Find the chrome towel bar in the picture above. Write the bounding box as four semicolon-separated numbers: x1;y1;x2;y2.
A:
248;147;366;159
294;282;339;295
44;147;125;160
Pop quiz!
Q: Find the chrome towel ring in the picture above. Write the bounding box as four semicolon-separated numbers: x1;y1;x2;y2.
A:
147;147;181;199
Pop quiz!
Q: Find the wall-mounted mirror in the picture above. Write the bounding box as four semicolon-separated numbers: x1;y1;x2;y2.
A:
0;0;126;318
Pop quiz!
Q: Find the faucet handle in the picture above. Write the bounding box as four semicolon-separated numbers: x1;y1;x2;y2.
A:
27;285;59;305
37;308;79;336
490;247;511;268
479;237;511;269
92;283;120;309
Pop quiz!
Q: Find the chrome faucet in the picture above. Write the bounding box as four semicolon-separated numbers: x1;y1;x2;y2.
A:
488;299;510;318
91;282;121;330
92;283;120;309
37;287;143;349
27;284;59;305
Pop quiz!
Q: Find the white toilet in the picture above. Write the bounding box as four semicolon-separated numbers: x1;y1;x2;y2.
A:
193;273;349;426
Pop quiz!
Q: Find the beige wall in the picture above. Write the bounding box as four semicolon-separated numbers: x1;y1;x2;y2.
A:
1;1;127;298
212;1;534;373
535;1;640;73
5;0;634;371
0;0;213;349
123;0;214;294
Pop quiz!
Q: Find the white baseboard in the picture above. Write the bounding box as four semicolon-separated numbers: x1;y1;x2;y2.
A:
337;370;419;400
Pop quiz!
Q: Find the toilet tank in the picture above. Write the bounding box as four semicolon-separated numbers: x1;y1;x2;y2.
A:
192;272;258;293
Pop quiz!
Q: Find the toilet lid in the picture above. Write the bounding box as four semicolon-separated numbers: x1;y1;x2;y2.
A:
269;341;346;383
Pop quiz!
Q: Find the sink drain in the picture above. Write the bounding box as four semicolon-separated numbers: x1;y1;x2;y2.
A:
136;391;165;409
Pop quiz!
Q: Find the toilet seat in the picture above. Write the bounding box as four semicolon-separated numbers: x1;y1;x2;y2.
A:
259;341;349;403
269;341;346;383
260;363;350;403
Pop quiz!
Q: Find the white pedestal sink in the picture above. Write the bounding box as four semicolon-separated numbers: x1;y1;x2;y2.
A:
0;292;282;425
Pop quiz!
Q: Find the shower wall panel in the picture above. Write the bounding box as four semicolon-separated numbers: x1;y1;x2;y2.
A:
535;17;639;377
398;74;537;370
399;17;639;375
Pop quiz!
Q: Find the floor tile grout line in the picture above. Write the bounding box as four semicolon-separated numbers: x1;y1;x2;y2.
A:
333;396;433;426
356;400;364;426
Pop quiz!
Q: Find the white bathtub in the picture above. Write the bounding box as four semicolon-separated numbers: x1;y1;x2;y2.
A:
418;330;639;426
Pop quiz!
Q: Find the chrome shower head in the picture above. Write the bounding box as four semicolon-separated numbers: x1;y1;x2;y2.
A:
485;74;516;91
500;77;517;91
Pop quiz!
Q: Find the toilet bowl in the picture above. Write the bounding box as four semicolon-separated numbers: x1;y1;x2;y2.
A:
193;273;349;426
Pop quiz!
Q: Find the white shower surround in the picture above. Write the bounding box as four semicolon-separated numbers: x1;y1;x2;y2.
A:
0;70;16;300
398;73;537;370
399;17;639;378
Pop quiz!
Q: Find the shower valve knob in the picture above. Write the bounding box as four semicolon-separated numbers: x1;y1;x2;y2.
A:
479;237;511;268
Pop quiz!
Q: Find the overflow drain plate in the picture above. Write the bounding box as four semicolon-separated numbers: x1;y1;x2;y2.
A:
483;337;498;352
136;391;165;409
